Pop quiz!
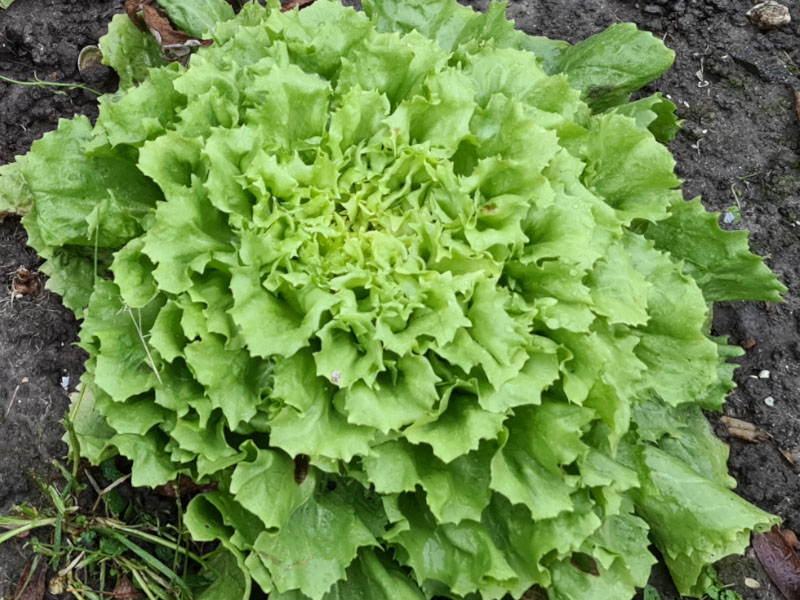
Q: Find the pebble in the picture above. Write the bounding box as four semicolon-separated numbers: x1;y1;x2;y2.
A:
764;395;775;407
60;376;70;390
744;578;760;589
747;1;791;30
758;369;770;379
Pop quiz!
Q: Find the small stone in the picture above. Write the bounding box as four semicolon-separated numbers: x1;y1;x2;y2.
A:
723;212;736;224
744;577;760;589
741;338;757;350
61;376;70;391
764;395;775;407
21;377;28;383
758;369;770;379
644;4;664;15
747;1;791;30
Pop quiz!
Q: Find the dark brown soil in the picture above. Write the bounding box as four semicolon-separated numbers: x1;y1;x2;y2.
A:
0;0;124;593
1;0;799;598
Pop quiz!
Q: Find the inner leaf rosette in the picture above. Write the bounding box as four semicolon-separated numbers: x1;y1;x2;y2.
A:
4;1;785;599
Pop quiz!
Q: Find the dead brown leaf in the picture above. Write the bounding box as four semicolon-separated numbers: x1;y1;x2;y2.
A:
281;0;318;12
753;526;800;600
125;0;213;63
12;268;39;296
155;476;218;498
780;448;796;467
125;0;147;32
14;561;46;600
720;415;771;443
111;576;145;600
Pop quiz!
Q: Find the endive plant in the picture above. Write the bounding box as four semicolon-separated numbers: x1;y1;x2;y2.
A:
0;0;784;598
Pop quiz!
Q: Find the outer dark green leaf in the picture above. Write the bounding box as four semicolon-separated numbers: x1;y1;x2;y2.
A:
552;23;675;111
644;197;786;302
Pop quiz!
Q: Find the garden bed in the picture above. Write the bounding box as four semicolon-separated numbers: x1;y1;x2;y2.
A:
0;0;798;598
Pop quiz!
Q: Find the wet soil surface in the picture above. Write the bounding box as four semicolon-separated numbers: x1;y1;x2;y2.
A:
1;0;799;598
0;0;124;593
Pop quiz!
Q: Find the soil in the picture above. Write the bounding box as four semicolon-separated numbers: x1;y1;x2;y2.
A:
1;0;799;598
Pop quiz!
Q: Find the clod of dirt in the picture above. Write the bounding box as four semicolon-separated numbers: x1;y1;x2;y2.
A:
13;561;45;600
753;527;800;599
12;268;38;296
742;338;758;350
721;415;772;443
80;63;113;86
747;1;791;30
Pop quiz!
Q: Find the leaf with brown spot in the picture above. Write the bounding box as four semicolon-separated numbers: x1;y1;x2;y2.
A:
14;561;45;600
753;526;800;600
720;415;771;443
294;453;310;485
111;576;145;600
570;553;600;576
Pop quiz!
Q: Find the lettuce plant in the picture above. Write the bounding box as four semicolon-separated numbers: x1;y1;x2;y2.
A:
0;0;786;598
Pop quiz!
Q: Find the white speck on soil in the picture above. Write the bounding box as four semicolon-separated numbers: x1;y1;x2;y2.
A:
764;396;776;407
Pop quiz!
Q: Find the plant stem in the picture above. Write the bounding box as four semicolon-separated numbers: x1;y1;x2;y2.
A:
0;517;58;544
0;74;101;95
